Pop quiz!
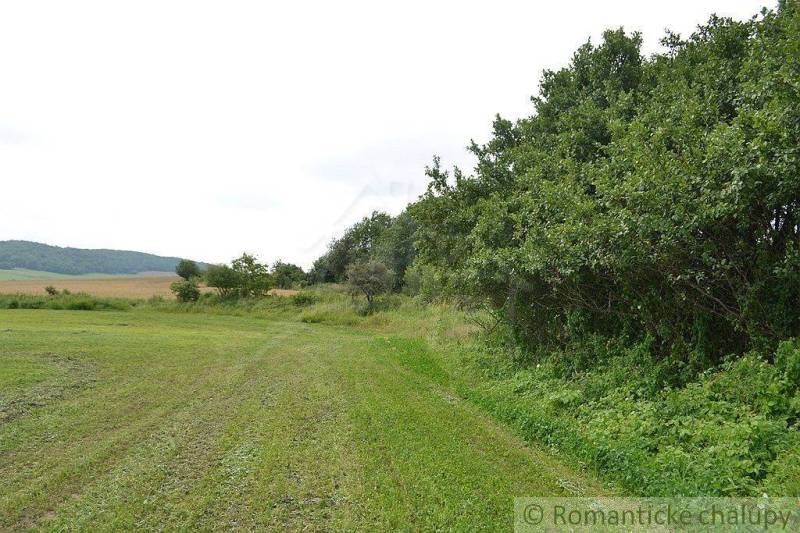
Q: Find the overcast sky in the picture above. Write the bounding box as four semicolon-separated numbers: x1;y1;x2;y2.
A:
0;0;768;268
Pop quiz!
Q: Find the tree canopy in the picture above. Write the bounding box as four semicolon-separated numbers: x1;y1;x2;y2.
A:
175;259;201;280
205;253;272;298
346;261;394;308
311;211;415;287
271;261;305;289
410;4;800;364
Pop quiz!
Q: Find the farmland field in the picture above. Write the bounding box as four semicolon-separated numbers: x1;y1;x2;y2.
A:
0;276;182;298
0;274;298;300
0;307;605;530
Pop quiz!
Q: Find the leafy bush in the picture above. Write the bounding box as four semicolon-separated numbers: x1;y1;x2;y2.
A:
373;211;418;289
0;293;130;311
290;292;317;307
775;340;800;393
170;279;201;302
272;261;305;289
175;259;201;280
205;252;274;299
410;5;800;368
231;253;271;297
310;210;418;289
346;261;394;312
401;264;422;296
311;212;393;283
205;264;239;298
44;285;58;296
462;338;800;496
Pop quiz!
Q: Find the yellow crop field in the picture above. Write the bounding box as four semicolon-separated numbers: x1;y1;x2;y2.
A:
0;276;184;298
0;277;299;299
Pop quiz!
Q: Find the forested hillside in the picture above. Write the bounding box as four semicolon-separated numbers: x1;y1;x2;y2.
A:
0;240;206;275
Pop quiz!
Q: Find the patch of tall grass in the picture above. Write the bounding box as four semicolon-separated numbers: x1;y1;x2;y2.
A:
0;292;132;311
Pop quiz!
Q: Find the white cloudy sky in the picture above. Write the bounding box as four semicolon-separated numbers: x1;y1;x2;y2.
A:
0;0;767;268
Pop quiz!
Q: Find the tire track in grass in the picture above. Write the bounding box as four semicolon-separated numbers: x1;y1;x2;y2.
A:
1;311;610;530
37;329;301;531
329;333;610;529
0;318;285;529
189;332;372;530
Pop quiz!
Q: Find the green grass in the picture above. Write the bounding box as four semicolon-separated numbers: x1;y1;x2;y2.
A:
0;307;607;530
0;293;132;311
0;269;172;280
158;291;800;498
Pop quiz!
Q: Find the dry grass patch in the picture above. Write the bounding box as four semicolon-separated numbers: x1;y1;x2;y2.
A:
268;288;299;297
0;278;302;300
0;277;183;299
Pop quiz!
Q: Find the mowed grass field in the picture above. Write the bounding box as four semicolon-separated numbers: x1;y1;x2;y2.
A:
0;308;606;530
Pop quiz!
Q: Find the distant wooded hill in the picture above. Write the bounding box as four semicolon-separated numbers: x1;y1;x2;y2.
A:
0;240;208;275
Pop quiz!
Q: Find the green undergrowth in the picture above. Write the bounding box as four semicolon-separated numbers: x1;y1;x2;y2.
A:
455;336;800;496
265;287;800;497
0;293;132;311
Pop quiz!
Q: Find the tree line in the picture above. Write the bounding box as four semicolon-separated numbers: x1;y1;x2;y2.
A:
179;3;799;369
311;2;800;370
170;255;305;302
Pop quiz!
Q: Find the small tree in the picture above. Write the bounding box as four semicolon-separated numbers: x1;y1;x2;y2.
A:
175;259;201;280
44;285;58;296
271;261;305;289
346;261;394;310
205;264;239;298
231;253;272;297
170;279;200;302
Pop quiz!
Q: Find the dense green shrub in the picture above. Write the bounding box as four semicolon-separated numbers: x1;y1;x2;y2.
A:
175;259;201;280
411;4;800;368
272;261;305;289
290;292;317;307
310;210;417;289
373;211;418;290
463;336;800;496
231;253;271;297
346;261;394;312
170;279;201;302
311;211;393;283
0;293;130;311
205;264;239;298
204;254;272;298
775;339;800;393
